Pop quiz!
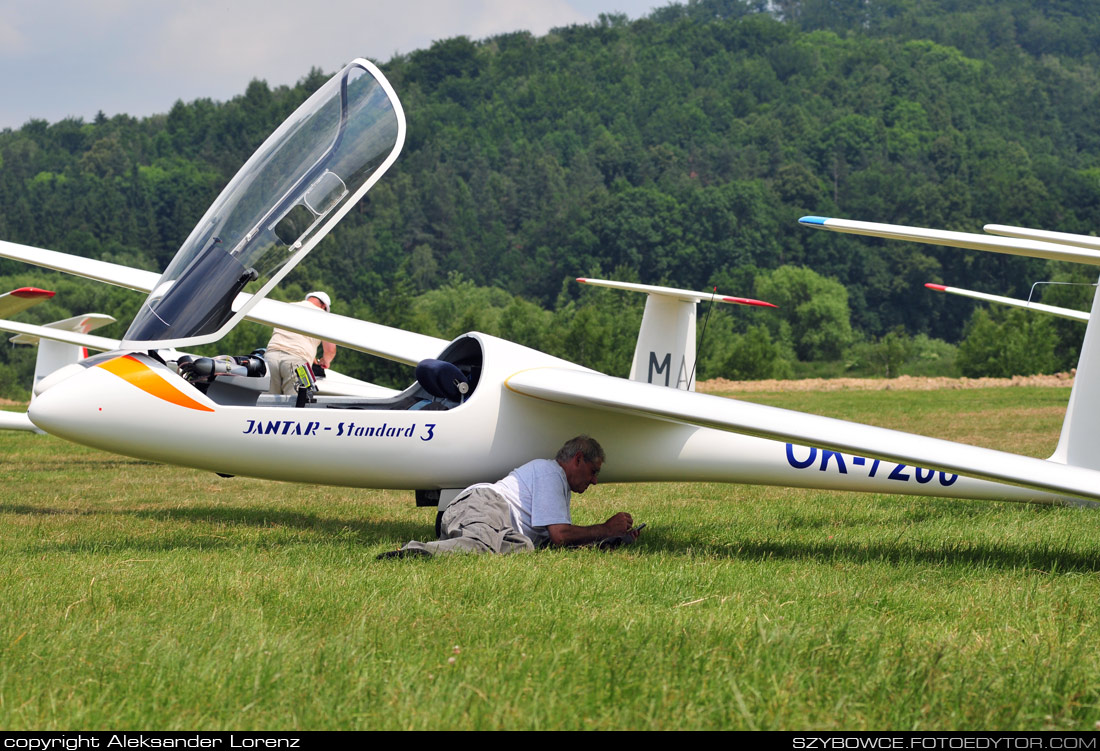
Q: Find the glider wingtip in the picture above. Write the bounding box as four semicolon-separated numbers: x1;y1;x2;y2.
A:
11;287;55;299
799;215;830;226
925;283;947;291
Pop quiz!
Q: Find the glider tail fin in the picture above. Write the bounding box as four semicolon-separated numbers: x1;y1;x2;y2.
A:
8;314;116;398
633;292;699;390
1050;277;1100;469
576;278;776;391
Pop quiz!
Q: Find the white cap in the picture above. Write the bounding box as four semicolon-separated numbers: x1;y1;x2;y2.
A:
306;291;331;311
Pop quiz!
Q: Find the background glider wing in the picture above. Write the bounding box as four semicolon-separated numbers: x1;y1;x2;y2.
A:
799;217;1100;266
984;224;1100;251
503;366;1100;503
0;287;55;318
0;241;446;366
924;283;1090;322
0;240;161;292
0;410;40;433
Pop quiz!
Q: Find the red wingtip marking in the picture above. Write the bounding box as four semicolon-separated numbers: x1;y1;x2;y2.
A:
925;283;947;291
11;287;55;299
576;278;589;283
723;296;778;308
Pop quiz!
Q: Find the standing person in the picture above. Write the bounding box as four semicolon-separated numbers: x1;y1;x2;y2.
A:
378;435;641;558
265;292;336;395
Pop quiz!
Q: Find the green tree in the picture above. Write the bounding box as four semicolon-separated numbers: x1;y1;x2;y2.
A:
720;325;790;380
1035;266;1093;372
755;265;853;361
957;307;1058;378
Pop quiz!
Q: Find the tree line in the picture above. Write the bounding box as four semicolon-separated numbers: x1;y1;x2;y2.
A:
1;0;1097;396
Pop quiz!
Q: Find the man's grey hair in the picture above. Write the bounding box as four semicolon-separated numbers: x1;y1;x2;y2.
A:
555;435;605;465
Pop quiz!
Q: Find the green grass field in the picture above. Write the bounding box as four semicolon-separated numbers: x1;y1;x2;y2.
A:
3;385;1100;730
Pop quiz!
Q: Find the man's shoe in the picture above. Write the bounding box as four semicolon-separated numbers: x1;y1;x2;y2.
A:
376;548;432;560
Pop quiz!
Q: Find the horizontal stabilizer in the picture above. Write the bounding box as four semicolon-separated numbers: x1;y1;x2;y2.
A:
505;366;1100;502
0;318;120;352
924;283;1089;323
8;313;118;345
577;278;777;307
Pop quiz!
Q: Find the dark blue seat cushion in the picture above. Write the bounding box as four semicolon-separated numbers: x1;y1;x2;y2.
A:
415;359;469;402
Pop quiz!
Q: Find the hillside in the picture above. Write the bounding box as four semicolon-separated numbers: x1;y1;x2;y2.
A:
0;0;1097;394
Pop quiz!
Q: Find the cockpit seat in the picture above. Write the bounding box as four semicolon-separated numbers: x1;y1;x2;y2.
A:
415;359;470;404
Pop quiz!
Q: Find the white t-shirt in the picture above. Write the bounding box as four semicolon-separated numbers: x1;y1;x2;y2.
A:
471;458;571;546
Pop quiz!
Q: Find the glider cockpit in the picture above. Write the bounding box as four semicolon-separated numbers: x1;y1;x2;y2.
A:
181;334;483;413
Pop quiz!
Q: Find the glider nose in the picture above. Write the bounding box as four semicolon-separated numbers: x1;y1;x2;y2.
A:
27;364;101;439
33;362;86;396
29;353;215;451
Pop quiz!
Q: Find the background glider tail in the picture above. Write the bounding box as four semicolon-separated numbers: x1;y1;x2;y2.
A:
1051;277;1100;470
576;278;776;392
7;313;117;397
0;309;117;433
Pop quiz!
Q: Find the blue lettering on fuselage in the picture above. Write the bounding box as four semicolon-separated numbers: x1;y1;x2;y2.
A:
243;419;320;436
785;443;958;487
336;421;417;439
241;419;435;442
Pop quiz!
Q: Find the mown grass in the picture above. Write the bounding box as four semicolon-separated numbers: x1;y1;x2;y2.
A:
3;387;1100;730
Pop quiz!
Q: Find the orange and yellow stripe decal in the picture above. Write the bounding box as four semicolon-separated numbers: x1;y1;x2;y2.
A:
97;355;215;412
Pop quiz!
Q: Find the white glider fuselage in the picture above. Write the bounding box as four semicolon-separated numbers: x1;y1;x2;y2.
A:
26;332;1076;505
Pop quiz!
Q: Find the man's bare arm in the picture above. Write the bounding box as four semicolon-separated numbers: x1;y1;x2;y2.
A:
546;512;636;547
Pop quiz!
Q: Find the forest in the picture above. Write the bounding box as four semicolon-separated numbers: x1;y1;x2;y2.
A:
1;0;1099;396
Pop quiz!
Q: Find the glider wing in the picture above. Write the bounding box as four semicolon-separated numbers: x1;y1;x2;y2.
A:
504;366;1100;502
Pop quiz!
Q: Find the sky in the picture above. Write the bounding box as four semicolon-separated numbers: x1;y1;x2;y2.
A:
0;0;664;130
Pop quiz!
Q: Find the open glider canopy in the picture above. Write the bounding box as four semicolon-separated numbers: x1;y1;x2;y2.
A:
121;59;406;350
